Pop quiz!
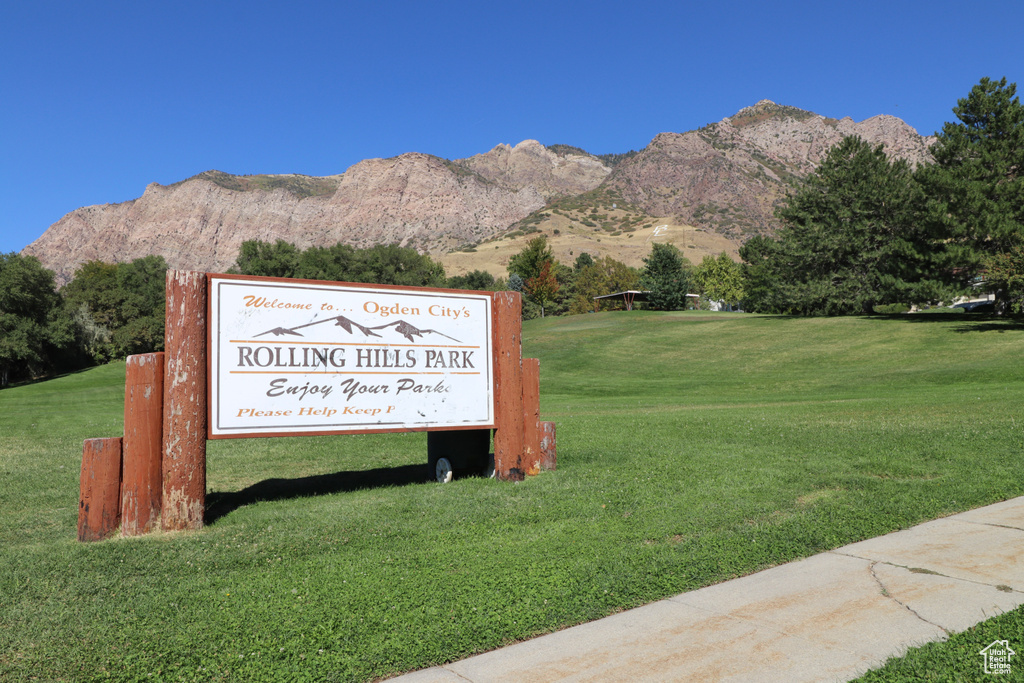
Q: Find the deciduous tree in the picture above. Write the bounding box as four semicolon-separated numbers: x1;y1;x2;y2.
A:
507;235;554;282
355;244;446;288
447;269;497;291
294;244;360;282
0;253;66;386
63;256;168;360
567;256;641;313
524;260;560;317
232;239;301;278
232;240;447;288
693;252;745;310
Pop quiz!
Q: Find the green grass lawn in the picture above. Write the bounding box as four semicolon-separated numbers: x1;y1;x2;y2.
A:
856;607;1024;681
2;311;1022;682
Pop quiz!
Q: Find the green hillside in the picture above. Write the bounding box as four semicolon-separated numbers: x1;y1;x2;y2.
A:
2;312;1022;681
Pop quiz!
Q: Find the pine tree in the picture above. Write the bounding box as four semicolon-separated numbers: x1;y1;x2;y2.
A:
746;136;943;315
641;243;691;310
921;77;1024;310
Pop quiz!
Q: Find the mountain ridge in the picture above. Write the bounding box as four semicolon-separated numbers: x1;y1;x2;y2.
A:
23;101;934;283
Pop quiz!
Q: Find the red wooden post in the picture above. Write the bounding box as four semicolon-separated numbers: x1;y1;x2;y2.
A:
122;352;164;536
522;358;541;476
540;421;557;471
78;437;122;541
492;291;524;481
162;270;207;531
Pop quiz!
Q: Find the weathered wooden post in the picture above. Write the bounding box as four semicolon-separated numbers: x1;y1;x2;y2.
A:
492;291;524;481
540;421;557;471
78;437;123;541
522;358;542;476
121;352;165;536
162;271;207;531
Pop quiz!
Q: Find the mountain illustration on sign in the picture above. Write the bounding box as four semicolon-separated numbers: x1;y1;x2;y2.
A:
254;315;462;344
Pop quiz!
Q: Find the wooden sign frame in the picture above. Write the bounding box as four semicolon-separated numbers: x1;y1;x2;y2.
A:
206;273;496;439
78;270;552;540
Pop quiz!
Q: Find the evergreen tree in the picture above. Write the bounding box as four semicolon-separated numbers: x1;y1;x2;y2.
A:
641;243;691;310
744;136;943;315
921;77;1024;311
739;235;788;313
573;252;595;271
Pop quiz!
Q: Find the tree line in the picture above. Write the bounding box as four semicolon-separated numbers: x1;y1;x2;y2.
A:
0;236;736;386
501;235;740;319
0;254;168;388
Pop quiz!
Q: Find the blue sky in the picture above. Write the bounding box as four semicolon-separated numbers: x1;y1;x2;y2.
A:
2;0;1021;256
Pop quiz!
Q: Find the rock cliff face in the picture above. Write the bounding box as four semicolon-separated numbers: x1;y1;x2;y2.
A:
459;139;611;199
24;100;933;282
26;154;553;283
604;100;934;238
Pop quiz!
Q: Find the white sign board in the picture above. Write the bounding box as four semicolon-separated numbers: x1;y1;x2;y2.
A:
208;275;494;437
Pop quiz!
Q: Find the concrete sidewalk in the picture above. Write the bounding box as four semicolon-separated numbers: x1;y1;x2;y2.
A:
389;497;1024;682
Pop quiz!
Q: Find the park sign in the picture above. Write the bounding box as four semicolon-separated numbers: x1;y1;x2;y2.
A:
78;270;550;541
207;274;494;437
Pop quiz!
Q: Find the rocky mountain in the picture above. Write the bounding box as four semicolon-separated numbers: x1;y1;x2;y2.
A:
459;139;611;199
603;100;934;239
24;101;933;282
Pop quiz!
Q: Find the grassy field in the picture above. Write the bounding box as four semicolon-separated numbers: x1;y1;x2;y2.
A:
857;607;1024;681
1;311;1022;681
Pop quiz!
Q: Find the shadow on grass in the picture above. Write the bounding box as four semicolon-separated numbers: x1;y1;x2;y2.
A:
205;463;428;524
713;311;1024;333
2;362;107;391
877;313;1024;332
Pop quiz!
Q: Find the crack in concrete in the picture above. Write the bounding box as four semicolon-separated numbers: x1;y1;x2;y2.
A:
957;519;1024;533
830;551;1024;595
868;561;951;636
438;666;475;682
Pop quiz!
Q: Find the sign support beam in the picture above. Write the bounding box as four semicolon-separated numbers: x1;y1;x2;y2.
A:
492;291;524;481
162;270;207;531
121;352;165;535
